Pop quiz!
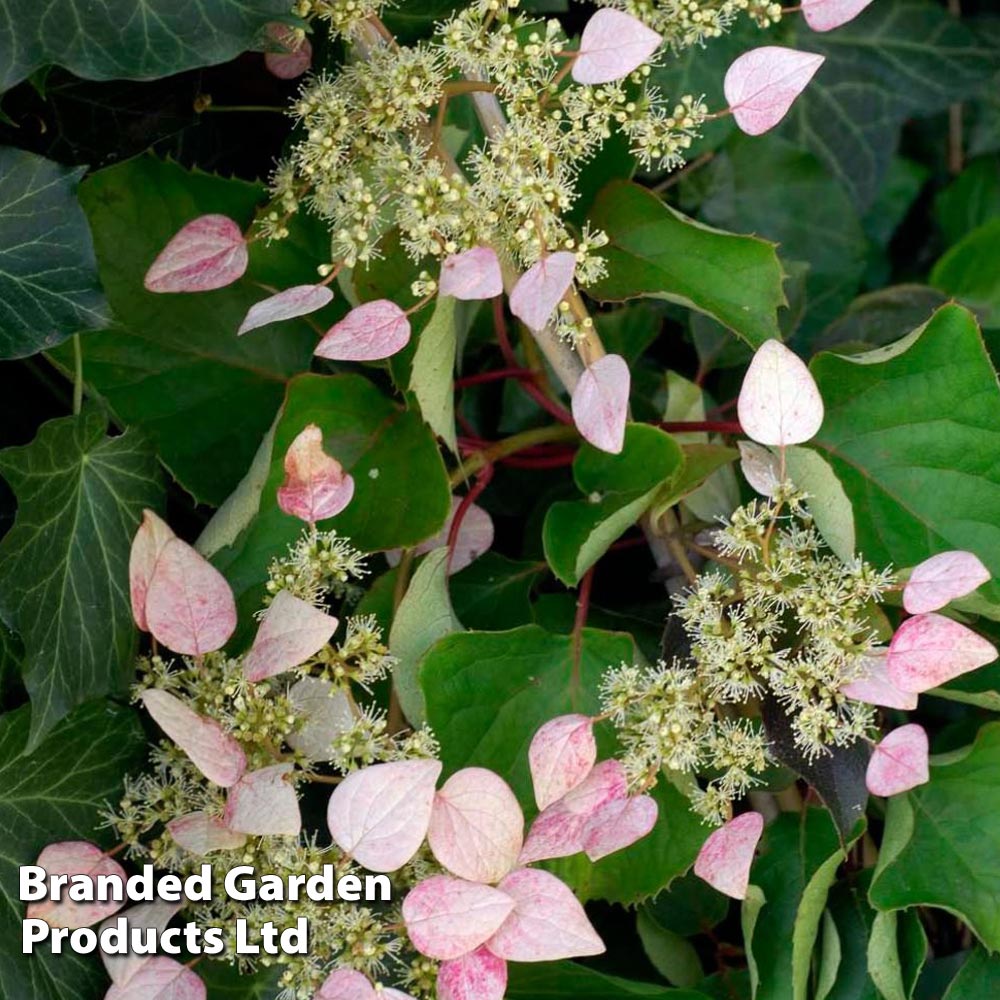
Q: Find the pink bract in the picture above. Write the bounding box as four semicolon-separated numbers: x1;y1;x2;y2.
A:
693;811;765;900
223;763;302;836
315;969;377;1000
887;612;997;693
724;47;825;137
264;23;313;79
528;714;596;811
386;495;494;574
841;649;918;711
508;252;576;332
167;811;247;855
439;247;503;300
144;214;247;293
866;724;930;797
738;441;780;497
129;509;175;631
572;10;663;85
277;423;355;525
105;956;205;1000
238;284;333;335
327;759;442;872
140;689;247;787
101;901;182;986
903;550;991;614
571;354;630;455
26;842;127;929
315;299;411;361
243;588;338;682
581;793;658;862
802;0;874;32
737;339;824;447
437;946;508;1000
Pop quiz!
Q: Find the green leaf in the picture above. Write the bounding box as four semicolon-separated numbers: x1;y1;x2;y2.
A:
692;135;868;340
388;548;462;727
745;809;860;1000
543;424;684;586
824;878;878;1000
0;148;109;360
867;909;927;1000
638;910;704;988
870;722;1000;950
0;411;163;750
931;219;1000;328
784;446;855;564
200;961;282;1000
0;0;290;91
779;0;995;208
810;304;1000;615
50;155;329;506
587;180;786;348
410;295;459;453
642;870;729;937
934;156;1000;248
450;553;544;631
213;373;451;609
942;948;1000;999
0;700;145;1000
507;961;711;998
649;444;740;526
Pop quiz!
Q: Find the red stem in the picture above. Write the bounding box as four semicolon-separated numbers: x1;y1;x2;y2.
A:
448;464;494;571
657;420;743;435
573;566;595;639
455;367;535;388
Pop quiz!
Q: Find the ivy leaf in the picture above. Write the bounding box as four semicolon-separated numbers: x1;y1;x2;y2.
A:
0;411;163;750
870;721;1000;950
0;700;145;1000
587;180;786;348
49;155;332;506
543;424;684;586
0;0;290;90
810;304;1000;616
0;148;109;360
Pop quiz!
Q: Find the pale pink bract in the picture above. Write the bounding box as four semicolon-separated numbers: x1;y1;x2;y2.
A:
439;247;503;300
105;956;205;1000
264;23;313;79
581;793;658;862
315;299;411;361
166;811;247;855
841;649;918;711
572;10;663;85
887;612;997;693
238;284;333;335
802;0;874;32
866;724;930;797
223;763;302;836
571;354;630;455
277;423;355;525
903;550;991;614
437;946;508;1000
243;588;338;682
26;842;127;929
724;47;825;136
528;714;596;811
144;214;247;293
693;811;765;900
128;509;175;631
508;252;576;332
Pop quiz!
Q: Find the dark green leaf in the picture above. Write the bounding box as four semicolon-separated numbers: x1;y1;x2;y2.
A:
200;960;282;1000
642;870;729;938
933;156;1000;247
450;553;544;630
931;219;1000;328
0;411;163;749
942;948;1000;999
0;148;108;360
0;700;145;1000
507;961;710;998
587;180;785;348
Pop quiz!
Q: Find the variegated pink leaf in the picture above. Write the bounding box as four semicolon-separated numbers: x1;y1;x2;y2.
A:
427;767;524;883
693;811;764;900
105;956;205;1000
519;759;627;864
101;901;181;986
316;969;377;1000
144;214;248;293
27;842;126;929
141;689;246;787
129;509;175;631
224;763;301;836
243;589;338;682
439;247;503;300
509;251;576;332
571;354;630;455
903;550;992;614
572;9;663;85
386;495;494;574
286;676;355;761
581;793;658;862
277;423;355;524
887;612;997;693
327;759;442;872
403;875;515;960
238;284;333;336
528;714;596;811
738;441;780;497
866;724;930;797
315;299;411;361
144;538;237;655
802;0;874;32
737;339;824;447
486;868;605;962
264;23;313;79
166;811;247;855
724;47;825;136
437;947;508;1000
841;649;918;711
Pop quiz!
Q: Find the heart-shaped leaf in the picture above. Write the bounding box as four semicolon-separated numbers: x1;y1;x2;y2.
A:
129;509;175;632
903;550;991;614
285;677;355;762
166;812;247;855
738;339;824;446
509;252;576;333
327;759;442;872
427;768;524;884
571;354;630;455
572;9;662;85
223;763;301;836
528;715;596;811
486;868;605;961
693;811;764;899
439;247;503;300
105;956;205;1000
26;842;126;929
403;875;515;960
887;613;997;693
315;300;411;361
801;0;874;33
581;794;658;862
277;423;355;525
243;589;338;682
724;47;825;136
144;214;247;293
437;947;507;1000
140;689;246;787
866;724;929;796
238;284;333;335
